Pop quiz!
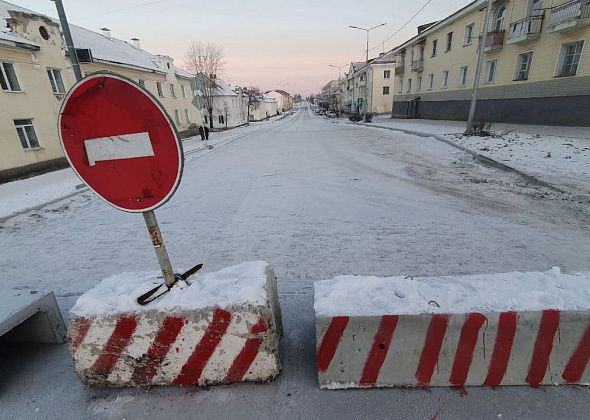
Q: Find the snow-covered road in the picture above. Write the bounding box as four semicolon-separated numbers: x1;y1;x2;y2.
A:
2;104;590;419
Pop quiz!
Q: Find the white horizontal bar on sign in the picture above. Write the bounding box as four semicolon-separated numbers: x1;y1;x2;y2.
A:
84;132;154;166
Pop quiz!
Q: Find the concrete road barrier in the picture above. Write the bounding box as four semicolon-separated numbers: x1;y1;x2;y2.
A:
314;269;590;389
68;261;282;387
1;290;66;343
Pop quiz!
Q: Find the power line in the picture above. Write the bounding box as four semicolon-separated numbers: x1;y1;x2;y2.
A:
367;0;434;54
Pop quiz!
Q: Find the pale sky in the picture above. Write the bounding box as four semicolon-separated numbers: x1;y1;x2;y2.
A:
18;0;473;95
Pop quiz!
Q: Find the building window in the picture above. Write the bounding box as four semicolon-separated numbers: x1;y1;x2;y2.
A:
442;70;449;88
47;68;65;94
14;119;40;149
464;23;474;46
383;86;390;95
557;41;584;77
181;84;186;98
384;70;391;79
427;73;434;90
459;66;468;86
138;79;145;87
170;84;176;98
485;60;497;83
360;74;365;81
398;78;403;93
156;82;164;97
514;52;533;81
494;6;506;31
174;110;180;124
218;115;225;124
185;109;190;123
432;39;438;57
407;79;412;93
417;76;422;91
0;62;21;92
445;32;453;52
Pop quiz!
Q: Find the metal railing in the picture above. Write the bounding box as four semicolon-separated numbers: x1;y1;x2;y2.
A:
507;14;544;41
410;59;424;72
549;0;590;28
394;59;405;75
484;29;505;49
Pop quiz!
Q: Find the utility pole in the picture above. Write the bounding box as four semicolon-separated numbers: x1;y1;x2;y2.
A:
465;0;493;135
349;23;386;122
52;0;83;82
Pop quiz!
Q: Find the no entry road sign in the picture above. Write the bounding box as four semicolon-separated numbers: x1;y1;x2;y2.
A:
58;72;183;212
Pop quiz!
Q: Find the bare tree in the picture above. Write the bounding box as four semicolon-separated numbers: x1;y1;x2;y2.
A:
184;41;224;129
241;87;263;122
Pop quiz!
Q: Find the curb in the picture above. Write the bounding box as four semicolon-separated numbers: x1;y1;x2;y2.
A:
359;122;568;195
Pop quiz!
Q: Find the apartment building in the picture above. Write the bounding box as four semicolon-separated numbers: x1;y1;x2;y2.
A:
341;53;396;114
391;0;590;125
0;1;201;181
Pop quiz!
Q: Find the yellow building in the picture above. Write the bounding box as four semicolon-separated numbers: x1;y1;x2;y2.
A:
0;1;201;181
391;0;590;125
342;52;396;114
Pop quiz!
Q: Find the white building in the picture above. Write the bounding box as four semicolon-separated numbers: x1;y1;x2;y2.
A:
249;94;278;121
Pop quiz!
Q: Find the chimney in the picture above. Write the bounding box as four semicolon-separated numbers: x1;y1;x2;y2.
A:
131;37;141;49
100;27;111;39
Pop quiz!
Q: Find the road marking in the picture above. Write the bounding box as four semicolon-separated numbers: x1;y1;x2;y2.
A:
84;132;154;166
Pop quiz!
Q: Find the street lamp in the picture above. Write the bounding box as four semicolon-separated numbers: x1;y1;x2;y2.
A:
329;64;347;116
349;23;387;121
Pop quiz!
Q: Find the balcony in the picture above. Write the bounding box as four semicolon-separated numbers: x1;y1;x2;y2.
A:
483;30;505;52
548;0;590;33
410;59;424;72
506;14;544;44
394;59;405;75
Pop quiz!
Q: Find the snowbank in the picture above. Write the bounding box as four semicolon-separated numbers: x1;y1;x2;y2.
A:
314;267;590;317
71;261;271;316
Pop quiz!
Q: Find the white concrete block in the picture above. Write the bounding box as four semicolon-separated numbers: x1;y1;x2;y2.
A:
67;261;282;387
314;268;590;389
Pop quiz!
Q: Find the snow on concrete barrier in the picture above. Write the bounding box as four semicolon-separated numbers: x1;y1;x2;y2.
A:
314;268;590;389
68;261;282;387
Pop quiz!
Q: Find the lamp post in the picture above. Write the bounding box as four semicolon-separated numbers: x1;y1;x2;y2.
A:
329;64;346;115
465;0;493;135
349;23;387;121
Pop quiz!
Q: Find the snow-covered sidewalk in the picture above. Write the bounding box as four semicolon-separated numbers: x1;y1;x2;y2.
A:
0;114;290;221
365;116;590;197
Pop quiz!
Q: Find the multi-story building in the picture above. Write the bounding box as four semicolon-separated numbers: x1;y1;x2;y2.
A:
0;1;201;181
341;53;396;115
390;0;590;125
267;90;293;113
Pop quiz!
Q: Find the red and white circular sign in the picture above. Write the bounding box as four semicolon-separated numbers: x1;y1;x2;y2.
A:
58;72;183;212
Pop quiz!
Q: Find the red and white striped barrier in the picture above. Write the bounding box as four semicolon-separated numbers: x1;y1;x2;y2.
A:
314;270;590;389
68;261;282;387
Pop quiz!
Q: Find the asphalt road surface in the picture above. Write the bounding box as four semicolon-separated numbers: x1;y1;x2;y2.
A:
2;104;589;419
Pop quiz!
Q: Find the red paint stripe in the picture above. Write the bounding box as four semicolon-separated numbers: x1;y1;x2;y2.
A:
316;316;349;373
360;315;398;387
449;313;486;387
224;316;268;382
562;323;590;384
415;314;449;386
90;316;137;378
70;317;91;350
483;312;518;386
131;316;185;385
526;309;560;387
172;309;232;387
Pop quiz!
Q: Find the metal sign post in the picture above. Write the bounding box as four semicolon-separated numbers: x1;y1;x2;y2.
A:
58;73;201;305
52;0;83;82
143;210;175;287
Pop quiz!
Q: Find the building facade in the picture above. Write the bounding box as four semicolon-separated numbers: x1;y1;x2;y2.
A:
0;1;202;181
390;0;590;125
249;94;279;121
267;90;293;113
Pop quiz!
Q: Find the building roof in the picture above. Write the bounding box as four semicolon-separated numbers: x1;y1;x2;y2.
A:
389;0;483;54
0;0;192;78
372;50;396;64
0;1;40;48
213;79;239;96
